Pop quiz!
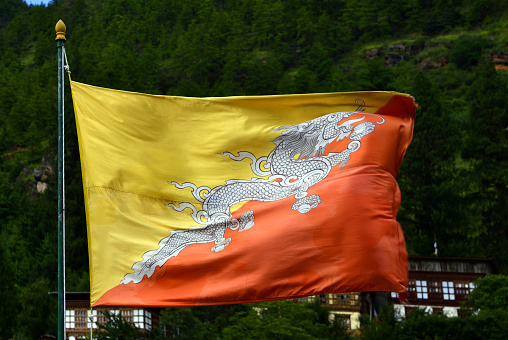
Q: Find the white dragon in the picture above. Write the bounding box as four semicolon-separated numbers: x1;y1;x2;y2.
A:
121;100;384;284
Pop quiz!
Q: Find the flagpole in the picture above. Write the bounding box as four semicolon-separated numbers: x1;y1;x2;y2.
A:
56;19;66;340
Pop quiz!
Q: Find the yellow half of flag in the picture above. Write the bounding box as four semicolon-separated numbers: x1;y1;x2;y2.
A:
70;80;415;307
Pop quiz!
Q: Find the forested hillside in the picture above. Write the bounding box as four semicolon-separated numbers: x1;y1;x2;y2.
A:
1;0;507;338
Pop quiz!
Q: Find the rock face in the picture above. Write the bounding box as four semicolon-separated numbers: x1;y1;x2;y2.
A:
491;52;508;71
421;57;448;70
385;53;404;67
30;158;53;198
363;40;506;72
365;42;420;67
364;48;383;59
388;42;420;56
36;182;48;193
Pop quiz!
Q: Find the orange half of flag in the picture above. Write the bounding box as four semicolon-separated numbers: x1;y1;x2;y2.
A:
70;80;415;307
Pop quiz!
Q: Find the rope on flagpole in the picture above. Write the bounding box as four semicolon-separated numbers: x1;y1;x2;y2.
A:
63;46;71;74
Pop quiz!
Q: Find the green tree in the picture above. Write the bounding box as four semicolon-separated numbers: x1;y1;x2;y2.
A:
398;72;463;257
359;301;508;340
355;58;395;91
96;310;144;340
13;278;57;339
468;274;508;311
462;59;508;272
221;300;349;339
154;307;217;339
450;36;494;70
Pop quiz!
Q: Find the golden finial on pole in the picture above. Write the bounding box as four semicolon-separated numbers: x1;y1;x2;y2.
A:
55;19;66;41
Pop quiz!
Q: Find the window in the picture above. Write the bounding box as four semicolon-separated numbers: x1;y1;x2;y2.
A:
408;280;430;299
145;310;152;331
327;293;359;308
65;310;75;329
133;309;152;330
408;280;416;294
454;282;477;296
455;282;469;295
428;281;442;294
416;280;428;299
443;281;455;300
75;310;88;328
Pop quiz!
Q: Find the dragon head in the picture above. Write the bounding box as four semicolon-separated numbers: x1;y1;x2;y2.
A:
272;100;366;160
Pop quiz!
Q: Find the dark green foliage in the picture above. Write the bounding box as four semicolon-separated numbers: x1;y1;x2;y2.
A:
360;307;466;340
14;278;58;339
399;310;467;340
461;60;508;272
356;58;395;91
0;226;16;338
221;300;343;340
421;4;464;37
359;291;508;340
0;0;25;28
469;275;508;311
465;0;508;25
450;36;494;69
153;300;350;340
153;304;250;339
398;72;464;256
357;275;508;339
96;310;144;340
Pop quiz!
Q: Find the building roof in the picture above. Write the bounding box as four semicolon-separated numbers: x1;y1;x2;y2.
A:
408;256;497;274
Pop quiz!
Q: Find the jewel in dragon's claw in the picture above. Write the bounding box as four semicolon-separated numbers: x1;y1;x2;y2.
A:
297;204;312;213
239;211;255;232
228;218;240;231
239;219;254;232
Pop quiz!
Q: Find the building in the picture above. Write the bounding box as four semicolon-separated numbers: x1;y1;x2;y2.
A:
390;256;495;318
303;256;496;330
300;292;362;330
52;292;160;339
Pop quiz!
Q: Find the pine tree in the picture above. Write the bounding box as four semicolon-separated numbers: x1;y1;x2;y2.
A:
462;60;508;271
